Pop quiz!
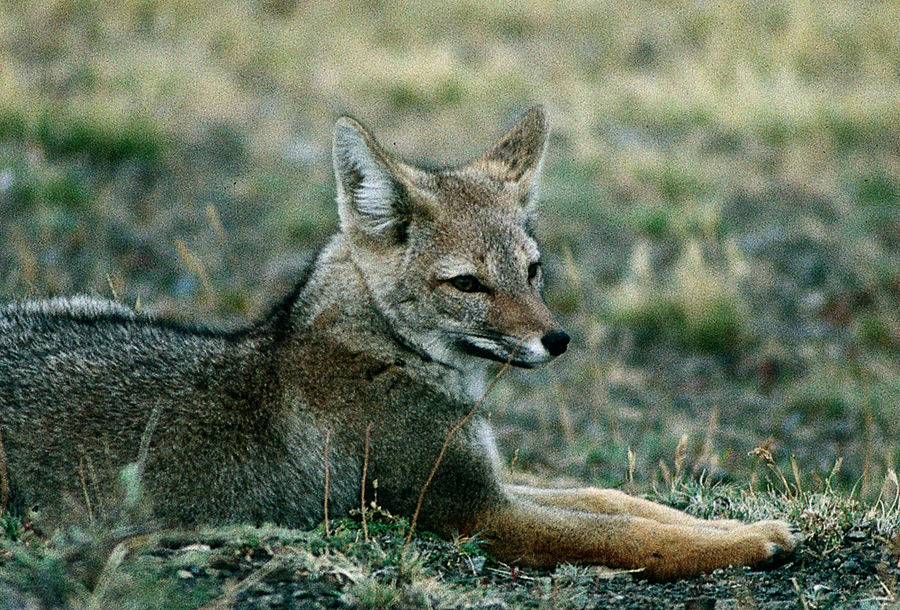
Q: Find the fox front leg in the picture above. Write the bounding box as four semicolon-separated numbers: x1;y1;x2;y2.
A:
473;495;797;580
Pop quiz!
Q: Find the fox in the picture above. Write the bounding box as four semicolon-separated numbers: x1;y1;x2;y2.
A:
0;107;796;580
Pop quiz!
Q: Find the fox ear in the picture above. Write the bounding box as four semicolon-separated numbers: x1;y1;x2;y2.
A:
474;106;549;203
333;117;410;243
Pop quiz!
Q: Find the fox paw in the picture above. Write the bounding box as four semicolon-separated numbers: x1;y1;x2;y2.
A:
736;520;799;569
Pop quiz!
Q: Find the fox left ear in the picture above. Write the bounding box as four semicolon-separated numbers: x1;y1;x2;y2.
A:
333;116;413;244
473;106;549;205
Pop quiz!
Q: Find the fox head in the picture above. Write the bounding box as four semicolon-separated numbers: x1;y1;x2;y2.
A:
332;106;569;369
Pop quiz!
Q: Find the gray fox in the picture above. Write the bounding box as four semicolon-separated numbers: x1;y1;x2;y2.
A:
0;107;795;579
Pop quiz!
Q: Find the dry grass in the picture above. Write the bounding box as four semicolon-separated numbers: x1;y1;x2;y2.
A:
405;344;518;547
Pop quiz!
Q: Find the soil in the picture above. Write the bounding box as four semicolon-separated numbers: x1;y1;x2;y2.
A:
142;523;898;609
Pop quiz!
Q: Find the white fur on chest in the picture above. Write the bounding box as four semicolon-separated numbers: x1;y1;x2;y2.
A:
461;366;487;401
475;419;503;475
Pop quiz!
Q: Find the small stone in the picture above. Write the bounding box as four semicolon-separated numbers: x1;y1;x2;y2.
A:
176;569;194;579
476;598;508;610
258;593;286;607
210;555;242;571
263;565;296;583
469;556;486;574
371;566;397;581
249;582;275;595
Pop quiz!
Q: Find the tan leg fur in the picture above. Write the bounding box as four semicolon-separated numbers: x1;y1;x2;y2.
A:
466;486;795;580
506;485;745;531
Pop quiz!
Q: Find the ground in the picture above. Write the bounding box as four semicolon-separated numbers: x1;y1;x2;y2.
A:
2;482;898;608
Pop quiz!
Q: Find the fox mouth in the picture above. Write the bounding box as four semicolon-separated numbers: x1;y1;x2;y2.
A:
455;337;540;368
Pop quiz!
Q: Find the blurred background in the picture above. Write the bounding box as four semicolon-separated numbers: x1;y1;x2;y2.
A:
1;0;899;498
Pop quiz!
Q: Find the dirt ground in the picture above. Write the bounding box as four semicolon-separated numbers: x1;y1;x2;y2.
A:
103;521;896;609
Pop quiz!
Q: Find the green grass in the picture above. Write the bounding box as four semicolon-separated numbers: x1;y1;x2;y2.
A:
1;470;897;608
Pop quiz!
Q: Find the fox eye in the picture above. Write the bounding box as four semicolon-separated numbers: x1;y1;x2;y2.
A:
528;262;541;282
448;275;487;293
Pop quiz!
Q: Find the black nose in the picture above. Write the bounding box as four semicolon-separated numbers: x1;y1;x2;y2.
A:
541;330;570;357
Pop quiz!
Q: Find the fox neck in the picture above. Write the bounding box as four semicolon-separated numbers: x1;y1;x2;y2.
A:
293;234;488;394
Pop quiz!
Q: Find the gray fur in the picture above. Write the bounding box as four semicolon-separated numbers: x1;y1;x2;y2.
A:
0;108;555;534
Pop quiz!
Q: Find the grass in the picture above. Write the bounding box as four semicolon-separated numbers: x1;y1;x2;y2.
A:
1;456;898;607
0;503;494;608
1;0;900;605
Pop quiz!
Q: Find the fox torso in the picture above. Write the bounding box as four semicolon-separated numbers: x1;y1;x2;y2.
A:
0;243;501;532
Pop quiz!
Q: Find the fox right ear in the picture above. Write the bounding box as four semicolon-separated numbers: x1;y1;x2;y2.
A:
332;117;411;244
473;106;549;206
